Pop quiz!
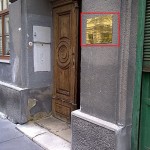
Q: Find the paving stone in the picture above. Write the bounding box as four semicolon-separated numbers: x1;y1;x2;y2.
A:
0;136;43;150
0;119;23;143
33;132;71;150
0;118;15;129
16;122;47;139
57;128;72;143
36;116;71;142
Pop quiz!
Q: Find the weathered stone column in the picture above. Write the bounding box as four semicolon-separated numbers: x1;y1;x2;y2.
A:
71;0;138;149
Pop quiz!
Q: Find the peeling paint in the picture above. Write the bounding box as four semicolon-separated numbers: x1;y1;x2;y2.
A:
28;98;37;110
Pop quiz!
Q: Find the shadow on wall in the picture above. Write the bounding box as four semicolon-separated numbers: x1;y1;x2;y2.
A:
10;0;18;3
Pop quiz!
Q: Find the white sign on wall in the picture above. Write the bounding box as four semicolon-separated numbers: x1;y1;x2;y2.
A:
34;43;51;72
33;26;51;43
33;26;51;72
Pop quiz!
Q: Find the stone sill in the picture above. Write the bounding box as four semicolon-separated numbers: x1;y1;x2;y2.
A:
0;59;10;64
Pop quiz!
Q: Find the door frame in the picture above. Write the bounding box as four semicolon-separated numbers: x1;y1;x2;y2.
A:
131;0;146;149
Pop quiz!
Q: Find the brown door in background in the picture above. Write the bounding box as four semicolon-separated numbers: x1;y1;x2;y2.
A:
52;0;79;122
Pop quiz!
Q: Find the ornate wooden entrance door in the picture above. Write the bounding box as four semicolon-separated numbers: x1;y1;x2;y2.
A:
52;0;79;121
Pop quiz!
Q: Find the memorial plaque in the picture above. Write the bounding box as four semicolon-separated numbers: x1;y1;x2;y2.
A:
86;15;113;44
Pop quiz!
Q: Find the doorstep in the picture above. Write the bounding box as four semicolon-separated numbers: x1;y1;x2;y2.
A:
35;116;71;143
16;119;71;150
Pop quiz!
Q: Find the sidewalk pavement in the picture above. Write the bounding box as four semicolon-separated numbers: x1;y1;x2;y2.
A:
0;118;44;150
16;119;71;150
0;116;71;150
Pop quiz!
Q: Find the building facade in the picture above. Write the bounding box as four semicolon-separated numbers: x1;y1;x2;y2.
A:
0;0;149;150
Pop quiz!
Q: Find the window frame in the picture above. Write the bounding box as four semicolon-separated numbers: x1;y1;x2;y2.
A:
0;8;9;60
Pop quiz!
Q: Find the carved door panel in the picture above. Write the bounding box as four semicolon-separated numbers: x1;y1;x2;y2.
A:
52;1;79;121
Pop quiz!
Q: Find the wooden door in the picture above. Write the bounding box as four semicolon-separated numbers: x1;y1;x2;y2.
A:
52;0;79;122
139;0;150;149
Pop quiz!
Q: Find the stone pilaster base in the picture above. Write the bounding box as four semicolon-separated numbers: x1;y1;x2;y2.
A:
0;81;52;124
71;110;131;150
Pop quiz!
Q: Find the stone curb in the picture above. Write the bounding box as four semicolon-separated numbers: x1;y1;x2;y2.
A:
16;122;71;150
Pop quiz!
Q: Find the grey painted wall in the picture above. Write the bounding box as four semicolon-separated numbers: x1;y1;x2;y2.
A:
80;0;137;126
18;0;53;121
0;0;53;123
0;83;28;123
80;0;120;123
0;0;53;89
125;0;138;125
117;0;138;126
72;0;138;149
23;0;53;89
0;0;23;87
0;83;52;124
